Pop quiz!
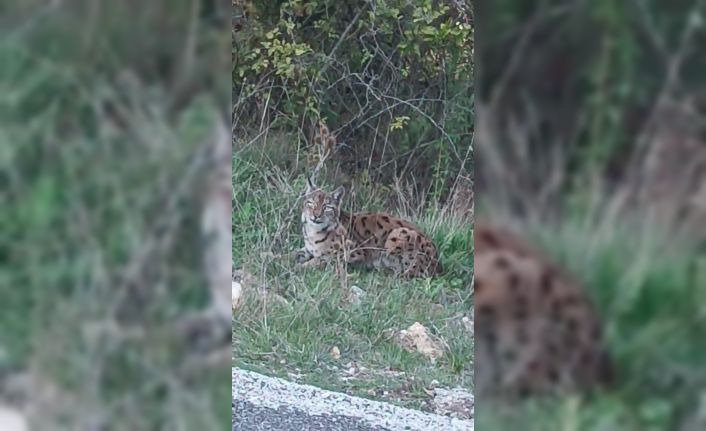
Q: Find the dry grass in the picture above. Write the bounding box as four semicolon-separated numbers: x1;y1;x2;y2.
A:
0;3;230;429
474;204;706;430
232;130;473;412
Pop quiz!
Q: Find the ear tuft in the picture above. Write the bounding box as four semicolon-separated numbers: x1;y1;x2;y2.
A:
306;176;317;193
331;185;346;203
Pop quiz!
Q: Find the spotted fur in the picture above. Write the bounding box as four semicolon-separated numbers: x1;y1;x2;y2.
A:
474;221;613;399
296;179;442;278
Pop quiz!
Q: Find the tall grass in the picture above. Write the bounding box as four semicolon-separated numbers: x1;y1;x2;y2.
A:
476;212;706;430
1;3;230;429
233;132;473;411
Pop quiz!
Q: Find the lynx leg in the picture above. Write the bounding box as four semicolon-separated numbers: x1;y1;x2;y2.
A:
295;248;313;264
300;256;325;268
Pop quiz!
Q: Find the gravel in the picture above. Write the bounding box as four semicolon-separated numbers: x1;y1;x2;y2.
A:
232;368;474;431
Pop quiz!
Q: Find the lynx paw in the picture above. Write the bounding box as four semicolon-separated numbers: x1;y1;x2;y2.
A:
294;249;312;265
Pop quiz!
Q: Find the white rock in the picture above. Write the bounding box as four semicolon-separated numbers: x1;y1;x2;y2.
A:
232;281;243;310
0;406;29;431
395;322;444;363
346;285;367;306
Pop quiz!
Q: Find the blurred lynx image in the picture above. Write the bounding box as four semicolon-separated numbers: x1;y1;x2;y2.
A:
476;1;706;430
0;1;231;429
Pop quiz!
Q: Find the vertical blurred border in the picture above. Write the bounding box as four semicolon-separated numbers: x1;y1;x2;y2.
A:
476;0;706;430
1;1;232;429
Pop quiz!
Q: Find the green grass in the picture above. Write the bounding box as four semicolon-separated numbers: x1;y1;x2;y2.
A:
0;7;230;429
232;135;473;411
476;217;706;431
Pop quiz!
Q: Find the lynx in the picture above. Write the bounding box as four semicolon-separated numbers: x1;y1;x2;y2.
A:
474;221;613;399
296;179;442;278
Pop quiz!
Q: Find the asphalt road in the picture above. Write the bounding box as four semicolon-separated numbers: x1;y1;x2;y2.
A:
233;400;391;431
232;368;473;431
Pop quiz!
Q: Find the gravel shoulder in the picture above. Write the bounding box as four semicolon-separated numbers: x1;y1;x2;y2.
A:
233;368;474;431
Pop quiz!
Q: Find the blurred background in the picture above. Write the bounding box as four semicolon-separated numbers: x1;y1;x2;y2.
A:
476;0;706;430
0;1;231;429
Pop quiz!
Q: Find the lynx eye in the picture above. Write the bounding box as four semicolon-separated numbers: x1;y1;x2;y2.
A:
306;201;314;208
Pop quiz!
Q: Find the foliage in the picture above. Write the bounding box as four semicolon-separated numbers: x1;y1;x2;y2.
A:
476;0;706;214
476;2;706;428
476;218;706;430
233;141;473;411
1;2;230;429
234;0;473;194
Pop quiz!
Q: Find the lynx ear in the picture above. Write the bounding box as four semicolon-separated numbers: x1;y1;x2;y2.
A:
306;176;317;193
331;185;345;203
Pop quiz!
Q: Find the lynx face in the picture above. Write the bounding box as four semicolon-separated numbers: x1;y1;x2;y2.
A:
296;179;442;278
296;179;348;268
474;222;613;399
302;183;344;229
